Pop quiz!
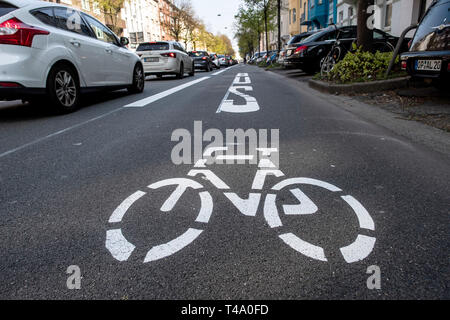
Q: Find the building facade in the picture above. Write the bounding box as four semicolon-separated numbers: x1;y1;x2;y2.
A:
121;0;161;49
333;0;433;37
306;0;330;30
289;0;308;35
44;0;125;33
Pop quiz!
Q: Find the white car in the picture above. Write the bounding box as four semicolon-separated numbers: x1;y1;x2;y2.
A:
209;53;221;69
0;0;144;113
136;41;194;79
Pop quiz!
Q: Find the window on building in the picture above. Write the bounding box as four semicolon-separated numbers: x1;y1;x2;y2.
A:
318;0;322;5
339;11;343;23
93;2;100;15
348;6;353;18
384;1;393;28
289;9;291;24
81;0;90;11
293;8;296;23
311;0;314;8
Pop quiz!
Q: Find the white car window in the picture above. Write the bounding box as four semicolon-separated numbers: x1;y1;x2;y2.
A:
53;7;92;38
82;13;117;45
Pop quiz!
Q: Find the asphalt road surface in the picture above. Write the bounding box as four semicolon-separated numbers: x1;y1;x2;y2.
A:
0;64;448;299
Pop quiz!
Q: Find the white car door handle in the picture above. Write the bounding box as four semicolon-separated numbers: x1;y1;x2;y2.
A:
70;40;80;47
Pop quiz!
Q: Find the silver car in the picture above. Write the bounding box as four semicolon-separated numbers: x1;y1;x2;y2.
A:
136;41;194;79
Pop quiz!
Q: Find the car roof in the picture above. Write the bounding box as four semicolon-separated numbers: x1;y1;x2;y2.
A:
3;0;65;8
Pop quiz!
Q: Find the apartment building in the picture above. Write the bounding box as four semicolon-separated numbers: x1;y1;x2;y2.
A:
266;0;290;50
333;0;433;37
121;0;161;49
289;0;308;35
44;0;124;32
159;0;173;41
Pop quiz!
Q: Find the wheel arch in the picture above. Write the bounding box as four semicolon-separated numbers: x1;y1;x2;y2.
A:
45;59;82;89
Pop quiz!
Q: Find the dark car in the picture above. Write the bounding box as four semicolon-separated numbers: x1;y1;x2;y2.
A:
188;51;214;71
286;26;408;74
284;31;317;67
400;0;450;85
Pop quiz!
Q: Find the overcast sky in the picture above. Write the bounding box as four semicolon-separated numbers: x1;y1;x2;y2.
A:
190;0;242;57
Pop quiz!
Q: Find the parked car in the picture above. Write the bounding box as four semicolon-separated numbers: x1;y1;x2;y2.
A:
249;52;264;64
277;49;287;64
283;31;317;67
255;51;267;64
0;0;144;113
209;53;221;69
218;54;229;67
225;55;233;65
285;26;408;74
136;41;194;79
188;50;214;71
400;0;450;85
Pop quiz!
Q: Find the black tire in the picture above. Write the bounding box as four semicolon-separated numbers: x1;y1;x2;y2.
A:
189;63;195;76
205;64;211;72
128;63;145;94
176;62;184;79
47;63;80;114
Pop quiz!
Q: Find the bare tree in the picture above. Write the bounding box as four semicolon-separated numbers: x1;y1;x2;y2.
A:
162;0;194;42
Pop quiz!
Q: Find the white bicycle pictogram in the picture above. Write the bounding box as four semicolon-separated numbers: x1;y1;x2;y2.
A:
106;147;376;264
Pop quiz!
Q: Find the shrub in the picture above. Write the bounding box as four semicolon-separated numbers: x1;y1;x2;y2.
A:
327;45;400;83
258;61;267;67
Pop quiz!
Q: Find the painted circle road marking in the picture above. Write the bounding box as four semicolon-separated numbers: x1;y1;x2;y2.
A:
105;178;212;263
264;178;376;263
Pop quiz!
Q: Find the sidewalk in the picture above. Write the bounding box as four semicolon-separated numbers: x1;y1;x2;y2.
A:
268;67;450;158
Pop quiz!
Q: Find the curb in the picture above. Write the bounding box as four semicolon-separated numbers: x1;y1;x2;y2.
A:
308;76;411;94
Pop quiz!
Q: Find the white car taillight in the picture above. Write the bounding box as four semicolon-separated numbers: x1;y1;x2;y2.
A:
161;52;176;58
0;18;49;47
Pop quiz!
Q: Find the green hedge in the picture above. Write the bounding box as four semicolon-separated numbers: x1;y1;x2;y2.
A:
326;45;401;83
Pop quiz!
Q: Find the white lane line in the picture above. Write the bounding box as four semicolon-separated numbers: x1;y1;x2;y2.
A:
0;107;123;159
212;68;229;76
144;228;203;262
0;75;218;159
212;64;239;76
124;76;210;108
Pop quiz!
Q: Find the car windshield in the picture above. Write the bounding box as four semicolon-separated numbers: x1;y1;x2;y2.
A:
189;51;207;57
0;1;17;17
136;42;169;51
411;0;450;51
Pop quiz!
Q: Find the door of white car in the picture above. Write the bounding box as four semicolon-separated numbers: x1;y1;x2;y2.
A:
81;13;123;85
109;45;134;85
51;7;107;87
